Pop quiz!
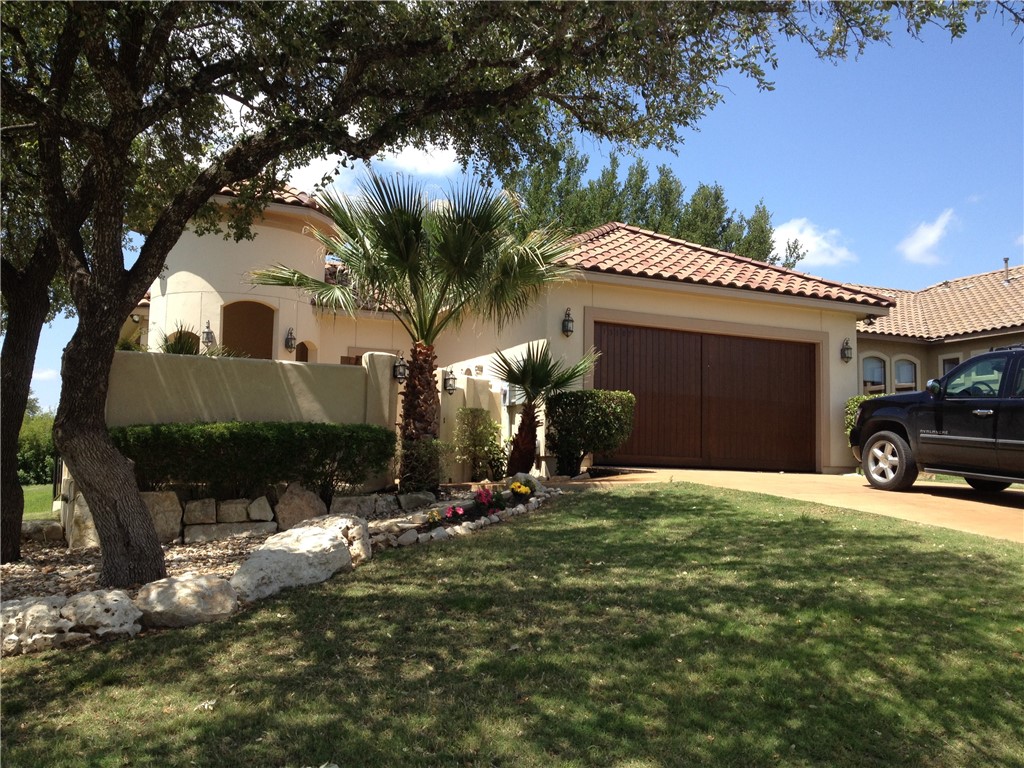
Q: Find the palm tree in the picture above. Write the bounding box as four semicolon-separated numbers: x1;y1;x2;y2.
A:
491;342;599;476
249;173;573;487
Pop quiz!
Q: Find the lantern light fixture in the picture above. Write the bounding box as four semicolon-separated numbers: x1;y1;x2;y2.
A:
561;308;574;337
201;321;215;347
284;327;297;352
840;337;853;363
443;368;457;395
392;353;408;383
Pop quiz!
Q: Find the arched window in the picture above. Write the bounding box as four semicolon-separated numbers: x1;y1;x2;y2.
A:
894;359;917;392
862;356;886;394
295;342;309;363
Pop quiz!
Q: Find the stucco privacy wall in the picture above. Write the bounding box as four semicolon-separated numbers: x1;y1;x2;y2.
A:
106;351;398;429
436;275;865;474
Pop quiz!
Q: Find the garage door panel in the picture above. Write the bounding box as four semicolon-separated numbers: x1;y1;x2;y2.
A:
593;322;815;471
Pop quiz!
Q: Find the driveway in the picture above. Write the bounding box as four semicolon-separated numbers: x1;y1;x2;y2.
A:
558;469;1024;544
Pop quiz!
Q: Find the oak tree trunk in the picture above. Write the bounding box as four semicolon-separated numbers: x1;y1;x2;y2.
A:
53;311;167;587
1;245;58;563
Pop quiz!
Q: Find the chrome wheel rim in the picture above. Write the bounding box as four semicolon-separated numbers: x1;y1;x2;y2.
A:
867;439;899;483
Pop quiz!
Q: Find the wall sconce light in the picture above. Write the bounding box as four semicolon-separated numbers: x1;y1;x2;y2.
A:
201;321;215;347
130;313;141;324
392;353;408;383
840;337;853;363
284;327;297;352
561;308;574;337
443;368;457;395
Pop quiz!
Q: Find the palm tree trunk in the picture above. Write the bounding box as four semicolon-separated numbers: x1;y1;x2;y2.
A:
507;402;539;476
401;341;439;441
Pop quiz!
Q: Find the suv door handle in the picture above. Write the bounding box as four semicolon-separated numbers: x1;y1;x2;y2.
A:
972;409;994;417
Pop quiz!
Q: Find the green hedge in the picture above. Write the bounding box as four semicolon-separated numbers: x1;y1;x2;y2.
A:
18;413;55;485
110;421;395;502
546;390;636;477
844;393;886;436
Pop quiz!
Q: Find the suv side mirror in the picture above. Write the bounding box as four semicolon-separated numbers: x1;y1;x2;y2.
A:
926;379;943;398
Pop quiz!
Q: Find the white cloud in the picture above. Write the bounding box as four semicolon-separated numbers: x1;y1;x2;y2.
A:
32;368;59;382
771;218;857;267
897;208;955;265
377;144;460;177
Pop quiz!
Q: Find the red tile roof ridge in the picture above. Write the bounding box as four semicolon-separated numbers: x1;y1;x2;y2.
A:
216;184;323;212
567;222;895;308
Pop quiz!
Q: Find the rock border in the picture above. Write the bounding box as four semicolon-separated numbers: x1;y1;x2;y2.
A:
2;478;562;656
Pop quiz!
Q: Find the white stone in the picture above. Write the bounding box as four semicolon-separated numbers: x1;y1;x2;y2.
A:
3;633;21;655
396;529;419;547
61;590;142;637
275;483;328;531
184;498;217;525
344;517;372;566
247;496;274;522
229;520;354;602
488;514;500;524
330;495;376;518
21;595;73;636
217;499;249;524
183;521;277;544
417;533;431;544
430;527;450;541
68;493;100;549
134;574;238;628
141;491;184;543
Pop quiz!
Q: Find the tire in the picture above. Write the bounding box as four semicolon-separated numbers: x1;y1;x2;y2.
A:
965;478;1011;493
862;431;918;491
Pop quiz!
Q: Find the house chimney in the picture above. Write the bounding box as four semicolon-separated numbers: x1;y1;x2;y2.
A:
1005;257;1011;284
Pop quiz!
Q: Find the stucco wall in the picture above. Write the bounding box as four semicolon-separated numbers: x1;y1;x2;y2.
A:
106;350;400;430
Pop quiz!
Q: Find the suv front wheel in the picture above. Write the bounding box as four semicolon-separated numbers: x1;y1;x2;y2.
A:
862;431;919;491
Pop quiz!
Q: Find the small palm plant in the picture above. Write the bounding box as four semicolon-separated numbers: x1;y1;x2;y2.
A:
248;173;574;489
491;342;599;476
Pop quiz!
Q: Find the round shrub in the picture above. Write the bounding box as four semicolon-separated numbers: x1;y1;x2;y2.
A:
546;390;636;477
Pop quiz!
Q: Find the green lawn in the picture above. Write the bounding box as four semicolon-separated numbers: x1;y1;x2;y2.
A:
2;482;1021;768
20;484;57;521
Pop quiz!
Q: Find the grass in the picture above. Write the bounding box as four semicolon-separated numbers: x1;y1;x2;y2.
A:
20;484;57;521
2;482;1022;767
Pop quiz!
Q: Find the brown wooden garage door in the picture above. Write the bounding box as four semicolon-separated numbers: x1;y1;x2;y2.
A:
593;322;816;471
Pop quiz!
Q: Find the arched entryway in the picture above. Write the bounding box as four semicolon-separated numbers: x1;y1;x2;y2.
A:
295;341;317;363
222;301;274;359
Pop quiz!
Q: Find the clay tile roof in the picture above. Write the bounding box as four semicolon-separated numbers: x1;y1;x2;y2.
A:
216;184;323;212
854;265;1024;340
564;222;894;309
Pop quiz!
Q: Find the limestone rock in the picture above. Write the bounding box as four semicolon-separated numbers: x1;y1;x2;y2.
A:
184;498;217;525
61;590;142;637
396;529;419;547
141;491;183;543
68;493;100;549
430;527;450;541
21;519;64;543
134;574;238;628
330;495;376;518
275;483;327;531
230;520;353;602
344;517;372;566
247;496;274;522
374;495;399;518
398;491;436;511
217;499;249;524
183;522;276;544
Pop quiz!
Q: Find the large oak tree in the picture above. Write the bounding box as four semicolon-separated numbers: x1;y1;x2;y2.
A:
2;1;1012;584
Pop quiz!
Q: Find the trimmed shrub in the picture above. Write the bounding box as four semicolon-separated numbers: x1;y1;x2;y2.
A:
454;407;504;481
18;413;56;485
546;390;636;477
109;421;395;503
844;393;885;436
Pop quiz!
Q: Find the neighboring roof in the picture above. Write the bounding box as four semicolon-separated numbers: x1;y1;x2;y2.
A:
853;264;1024;340
564;222;894;309
216;184;323;213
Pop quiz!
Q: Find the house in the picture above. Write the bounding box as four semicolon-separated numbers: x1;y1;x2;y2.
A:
853;262;1024;395
123;188;904;477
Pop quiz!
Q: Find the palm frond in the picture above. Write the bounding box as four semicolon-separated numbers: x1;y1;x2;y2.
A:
247;264;359;315
491;342;600;405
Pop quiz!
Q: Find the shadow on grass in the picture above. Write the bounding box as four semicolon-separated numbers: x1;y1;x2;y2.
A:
2;483;1022;767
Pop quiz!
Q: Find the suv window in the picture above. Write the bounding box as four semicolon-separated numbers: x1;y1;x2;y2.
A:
945;354;1007;399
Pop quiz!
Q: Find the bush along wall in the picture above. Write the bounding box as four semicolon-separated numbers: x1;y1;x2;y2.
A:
109;421;395;502
546;390;636;477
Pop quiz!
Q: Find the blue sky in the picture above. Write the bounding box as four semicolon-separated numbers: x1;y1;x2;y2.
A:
27;15;1024;413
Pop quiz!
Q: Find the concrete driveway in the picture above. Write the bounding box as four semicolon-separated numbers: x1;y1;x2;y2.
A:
558;469;1024;544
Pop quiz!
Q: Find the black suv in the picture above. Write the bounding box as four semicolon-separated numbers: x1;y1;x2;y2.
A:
849;346;1024;492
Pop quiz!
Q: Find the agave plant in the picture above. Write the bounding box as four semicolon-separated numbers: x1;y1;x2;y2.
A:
491;342;599;476
249;172;574;489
